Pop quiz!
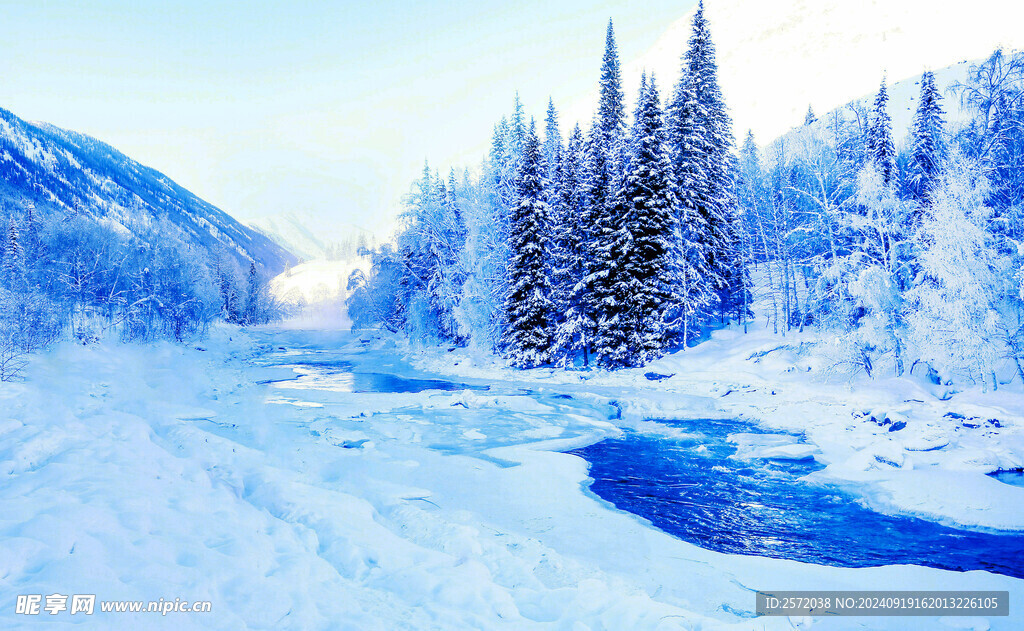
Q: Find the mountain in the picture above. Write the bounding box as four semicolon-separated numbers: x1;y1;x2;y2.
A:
0;106;298;275
250;211;376;263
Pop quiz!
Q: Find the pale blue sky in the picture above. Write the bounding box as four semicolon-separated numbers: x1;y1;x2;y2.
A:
1;0;697;240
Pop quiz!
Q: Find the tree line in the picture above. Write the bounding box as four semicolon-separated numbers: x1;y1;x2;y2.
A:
0;204;281;380
350;3;748;369
349;9;1024;387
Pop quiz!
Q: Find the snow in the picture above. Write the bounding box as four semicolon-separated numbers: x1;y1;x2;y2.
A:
271;258;369;329
1;325;1022;630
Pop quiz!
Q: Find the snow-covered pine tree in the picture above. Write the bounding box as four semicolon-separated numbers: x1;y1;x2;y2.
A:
2;219;26;292
804;105;817;126
667;75;715;343
909;71;946;207
868;78;897;187
245;260;258;320
509;93;527;171
552;124;590;365
668;0;747;330
501;121;556;368
598;19;627;175
594;77;678;368
543;103;570;357
490;117;512;195
543;98;563;184
574;120;618;366
22;200;40;269
568;24;630;366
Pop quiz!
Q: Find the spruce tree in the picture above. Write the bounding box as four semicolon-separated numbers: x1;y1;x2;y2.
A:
576;120;617;365
595;78;678;368
804;104;817;126
22;200;40;266
509;93;527;169
543;97;563;183
554;124;591;365
868;78;897;186
668;0;747;330
598;19;627;173
245;261;259;325
2;219;26;292
501;121;555;368
909;71;946;206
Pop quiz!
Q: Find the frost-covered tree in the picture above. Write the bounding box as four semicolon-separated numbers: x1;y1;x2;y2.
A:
347;244;406;333
824;164;915;376
568;120;618;366
804;104;817;126
2;220;26;292
867;78;897;187
393;163;468;342
501;122;555;367
551;124;591;365
905;158;1014;390
543;98;563;183
598;19;627;171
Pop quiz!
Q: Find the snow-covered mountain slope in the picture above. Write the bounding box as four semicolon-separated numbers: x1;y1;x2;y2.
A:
0;106;298;275
250;210;376;263
565;0;1024;145
775;59;973;147
827;60;972;142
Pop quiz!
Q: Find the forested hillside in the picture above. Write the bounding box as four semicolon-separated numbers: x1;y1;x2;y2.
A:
348;3;1024;389
0;107;299;379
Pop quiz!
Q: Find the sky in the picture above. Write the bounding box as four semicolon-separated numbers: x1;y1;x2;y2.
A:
3;0;1024;248
0;0;697;243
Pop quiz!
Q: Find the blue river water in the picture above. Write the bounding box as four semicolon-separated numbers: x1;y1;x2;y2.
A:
569;417;1024;579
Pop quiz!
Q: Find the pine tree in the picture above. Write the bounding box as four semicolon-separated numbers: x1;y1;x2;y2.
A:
543;97;563;183
667;0;747;329
552;125;589;364
868;78;897;186
598;19;627;172
804;104;817;126
909;71;946;206
2;219;27;291
595;78;679;368
245;261;260;325
501;121;555;368
509;93;527;169
574;120;618;366
22;200;40;265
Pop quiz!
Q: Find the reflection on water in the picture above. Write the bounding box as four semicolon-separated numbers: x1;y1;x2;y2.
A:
570;417;1024;579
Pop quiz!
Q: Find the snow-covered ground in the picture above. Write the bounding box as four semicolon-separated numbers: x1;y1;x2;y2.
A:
1;324;1021;630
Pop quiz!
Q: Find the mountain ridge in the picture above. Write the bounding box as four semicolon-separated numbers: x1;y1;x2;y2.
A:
0;106;298;275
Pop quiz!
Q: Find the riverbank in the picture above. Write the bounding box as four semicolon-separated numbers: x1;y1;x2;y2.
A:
1;326;1021;630
406;322;1024;533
